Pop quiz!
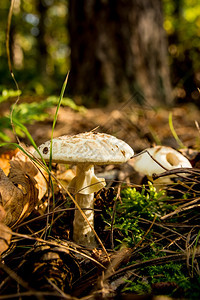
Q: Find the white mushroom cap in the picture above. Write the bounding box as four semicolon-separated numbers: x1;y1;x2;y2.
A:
134;146;192;177
34;132;134;165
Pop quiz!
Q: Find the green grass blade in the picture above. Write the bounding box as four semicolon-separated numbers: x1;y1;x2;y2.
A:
12;119;38;149
49;72;69;170
46;72;69;238
169;112;185;148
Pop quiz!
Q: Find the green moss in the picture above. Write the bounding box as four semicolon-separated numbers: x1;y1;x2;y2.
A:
111;183;175;248
123;263;200;299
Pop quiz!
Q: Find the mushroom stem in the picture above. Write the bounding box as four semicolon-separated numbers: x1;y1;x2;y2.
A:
73;193;96;246
72;164;103;247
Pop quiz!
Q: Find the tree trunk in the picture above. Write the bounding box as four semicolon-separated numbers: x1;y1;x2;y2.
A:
37;1;48;76
69;0;172;107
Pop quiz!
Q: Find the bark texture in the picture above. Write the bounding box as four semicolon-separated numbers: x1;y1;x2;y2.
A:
69;0;172;106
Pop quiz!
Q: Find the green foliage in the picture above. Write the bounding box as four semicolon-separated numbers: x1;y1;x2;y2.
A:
0;89;21;103
0;89;85;141
0;0;69;94
112;183;175;247
0;117;13;141
123;262;200;298
149;262;187;284
47;95;85;113
163;0;200;66
163;0;200;101
123;279;151;294
11;95;85;124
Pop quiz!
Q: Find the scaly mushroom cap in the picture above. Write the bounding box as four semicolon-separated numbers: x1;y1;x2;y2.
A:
34;132;134;165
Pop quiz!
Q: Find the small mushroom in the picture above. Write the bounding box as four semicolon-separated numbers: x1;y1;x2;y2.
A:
133;146;192;186
34;132;134;247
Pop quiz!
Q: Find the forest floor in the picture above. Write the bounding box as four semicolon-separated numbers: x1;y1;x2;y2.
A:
22;100;200;151
1;95;200;151
1;99;200;299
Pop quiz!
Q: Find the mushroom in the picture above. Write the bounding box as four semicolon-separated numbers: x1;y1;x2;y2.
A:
133;146;192;186
34;132;134;247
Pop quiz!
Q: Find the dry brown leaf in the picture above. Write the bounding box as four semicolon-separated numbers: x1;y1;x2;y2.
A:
0;205;7;223
0;146;47;202
0;149;19;176
0;146;47;254
0;222;12;255
13;148;48;201
57;168;76;182
8;160;39;226
0;167;24;226
0;161;39;227
57;168;76;190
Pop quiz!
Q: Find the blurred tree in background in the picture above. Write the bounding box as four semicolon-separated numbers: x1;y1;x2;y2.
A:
69;0;172;106
0;0;200;106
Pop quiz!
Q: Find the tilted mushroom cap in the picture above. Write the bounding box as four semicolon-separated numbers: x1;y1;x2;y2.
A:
133;146;192;177
34;132;134;164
